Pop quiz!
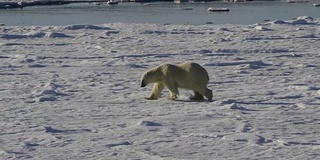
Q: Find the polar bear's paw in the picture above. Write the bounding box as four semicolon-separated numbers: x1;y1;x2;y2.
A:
168;95;178;100
145;97;158;100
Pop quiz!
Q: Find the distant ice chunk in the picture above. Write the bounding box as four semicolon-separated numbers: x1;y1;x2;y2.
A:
267;16;316;25
138;120;162;126
296;16;314;21
63;24;110;30
218;27;230;32
270;20;287;25
285;16;315;25
45;32;73;38
255;26;273;31
25;31;46;38
289;19;309;25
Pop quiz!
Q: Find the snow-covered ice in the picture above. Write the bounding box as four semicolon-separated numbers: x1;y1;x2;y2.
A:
1;16;320;159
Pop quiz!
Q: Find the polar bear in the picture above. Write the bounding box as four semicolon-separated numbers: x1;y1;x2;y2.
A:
140;62;213;101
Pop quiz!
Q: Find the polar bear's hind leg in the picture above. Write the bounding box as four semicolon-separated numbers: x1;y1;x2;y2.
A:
165;82;179;100
204;88;213;101
190;91;204;101
197;87;213;101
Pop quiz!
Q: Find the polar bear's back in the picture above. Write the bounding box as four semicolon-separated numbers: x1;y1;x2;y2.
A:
160;62;209;89
177;62;209;79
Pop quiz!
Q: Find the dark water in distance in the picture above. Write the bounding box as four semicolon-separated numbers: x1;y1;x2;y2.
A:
0;1;319;26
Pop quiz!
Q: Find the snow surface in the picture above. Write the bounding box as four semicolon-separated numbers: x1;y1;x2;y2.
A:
1;16;320;159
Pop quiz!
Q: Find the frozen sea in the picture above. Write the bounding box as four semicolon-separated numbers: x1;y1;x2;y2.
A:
0;15;320;159
0;1;320;26
1;0;320;159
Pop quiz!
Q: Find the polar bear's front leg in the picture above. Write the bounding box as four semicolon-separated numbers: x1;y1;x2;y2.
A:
165;83;179;100
146;82;164;100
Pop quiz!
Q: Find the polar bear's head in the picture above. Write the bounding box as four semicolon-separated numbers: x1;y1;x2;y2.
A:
140;70;159;87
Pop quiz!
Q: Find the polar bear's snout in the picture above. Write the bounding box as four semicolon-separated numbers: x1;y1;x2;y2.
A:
141;80;146;87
